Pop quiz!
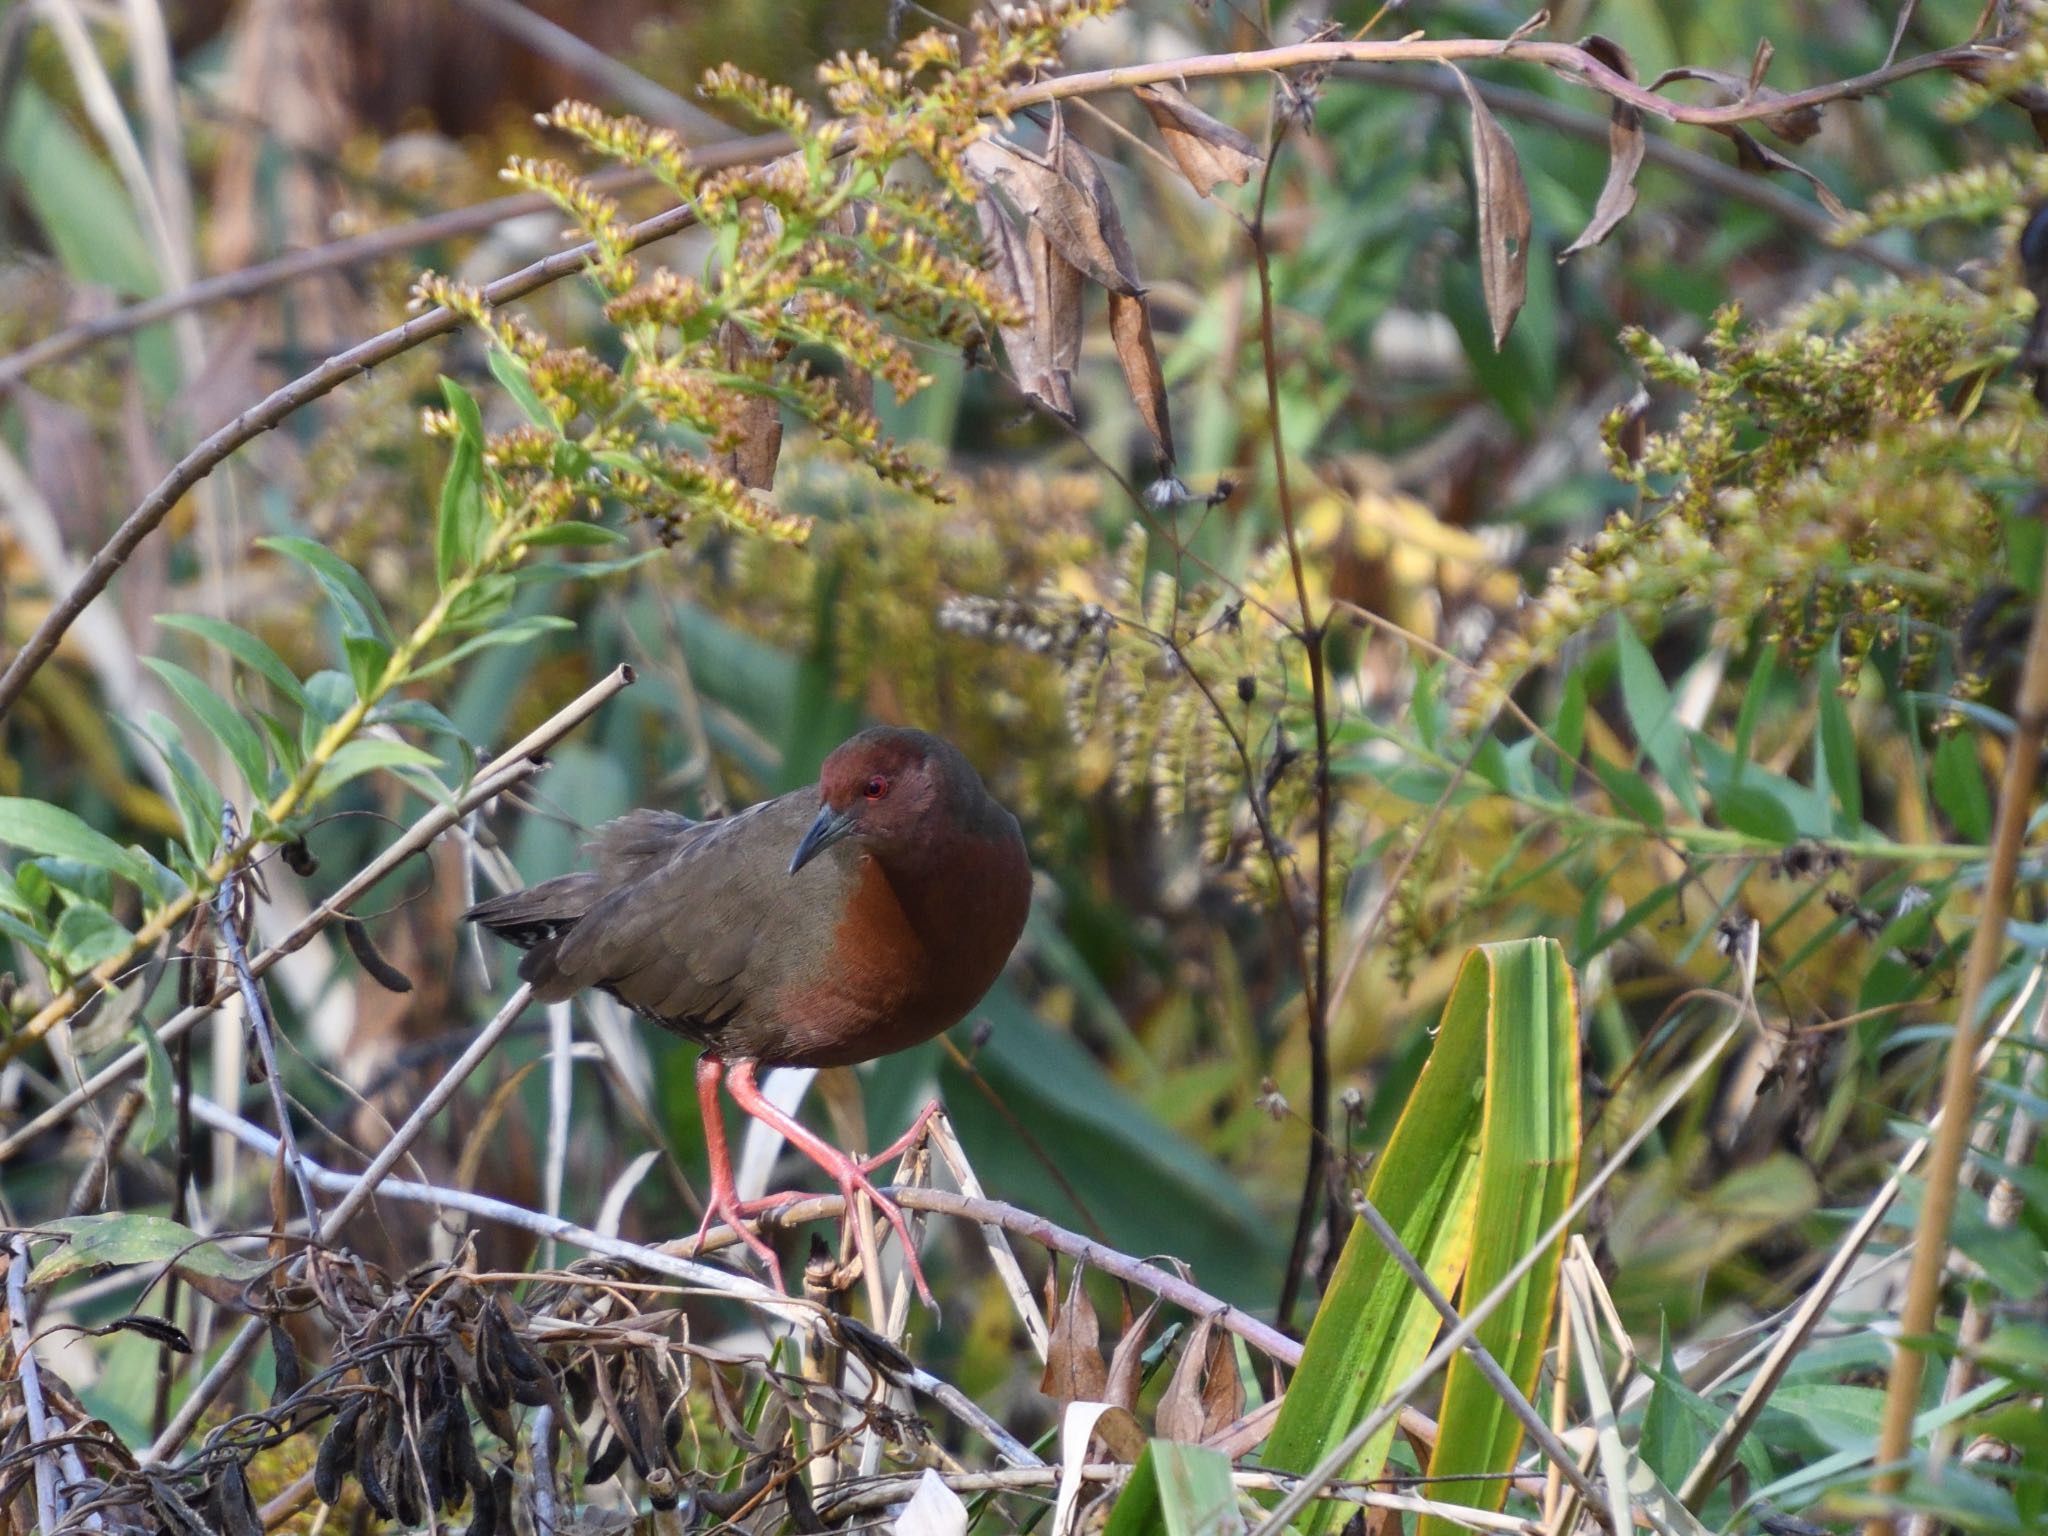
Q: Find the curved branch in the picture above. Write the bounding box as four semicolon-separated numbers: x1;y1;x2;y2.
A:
0;135;790;390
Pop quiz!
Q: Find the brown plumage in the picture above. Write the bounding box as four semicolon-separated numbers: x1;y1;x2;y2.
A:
464;726;1031;1300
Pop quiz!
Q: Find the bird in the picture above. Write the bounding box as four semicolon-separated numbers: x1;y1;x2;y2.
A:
463;726;1032;1303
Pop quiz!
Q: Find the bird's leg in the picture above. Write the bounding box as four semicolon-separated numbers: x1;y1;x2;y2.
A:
693;1054;785;1290
723;1060;935;1307
853;1098;943;1175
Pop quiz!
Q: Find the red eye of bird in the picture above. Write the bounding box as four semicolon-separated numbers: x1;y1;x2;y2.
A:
863;775;889;800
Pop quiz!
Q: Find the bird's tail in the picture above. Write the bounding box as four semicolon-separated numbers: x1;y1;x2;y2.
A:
462;873;601;952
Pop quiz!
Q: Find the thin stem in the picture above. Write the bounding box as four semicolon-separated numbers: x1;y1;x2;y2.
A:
6;1235;63;1534
1866;575;2048;1533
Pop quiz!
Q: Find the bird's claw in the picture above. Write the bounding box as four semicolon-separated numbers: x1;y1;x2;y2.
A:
694;1189;786;1293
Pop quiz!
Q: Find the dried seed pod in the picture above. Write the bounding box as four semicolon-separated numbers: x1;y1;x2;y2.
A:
585;1431;627;1487
211;1459;262;1536
354;1418;396;1520
343;917;415;992
267;1319;304;1404
315;1399;365;1506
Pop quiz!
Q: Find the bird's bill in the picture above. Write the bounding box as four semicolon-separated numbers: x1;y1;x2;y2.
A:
788;804;857;874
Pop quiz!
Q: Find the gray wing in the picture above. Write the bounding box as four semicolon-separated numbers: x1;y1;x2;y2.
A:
536;791;835;1040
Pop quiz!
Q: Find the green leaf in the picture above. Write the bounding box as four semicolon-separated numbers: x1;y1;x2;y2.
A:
0;799;152;886
1591;756;1664;831
1614;620;1700;817
488;347;558;433
156;615;308;709
1265;940;1580;1536
1713;782;1797;844
142;658;270;799
436;435;486;587
51;902;134;972
311;740;443;800
129;1020;176;1154
1552;668;1586;793
1815;644;1862;831
1103;1441;1243;1536
133;720;221;872
1640;1317;1699;1489
408;615;575;680
520;520;624;548
343;635;393;701
256;536;393;642
29;1214;275;1288
1932;731;1992;842
439;374;486;446
445;573;516;631
1732;642;1777;782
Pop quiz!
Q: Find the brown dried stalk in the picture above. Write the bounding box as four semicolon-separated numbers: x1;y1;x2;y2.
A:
1866;574;2048;1534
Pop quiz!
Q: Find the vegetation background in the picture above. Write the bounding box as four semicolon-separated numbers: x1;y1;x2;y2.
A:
0;0;2044;1533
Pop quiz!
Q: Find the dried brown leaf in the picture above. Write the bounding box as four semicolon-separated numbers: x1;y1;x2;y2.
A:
1031;224;1084;420
975;194;1050;407
1562;37;1645;257
1108;291;1175;466
1728;127;1848;218
1155;1316;1244;1443
718;320;784;490
1104;1295;1162;1411
1448;65;1531;350
964;134;1143;296
1039;1264;1108;1409
1133;82;1262;197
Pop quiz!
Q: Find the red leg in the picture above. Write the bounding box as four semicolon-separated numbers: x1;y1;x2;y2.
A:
693;1054;785;1291
724;1060;935;1306
855;1097;942;1174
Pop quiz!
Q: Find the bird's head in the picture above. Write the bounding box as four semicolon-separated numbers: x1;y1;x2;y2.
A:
788;727;962;874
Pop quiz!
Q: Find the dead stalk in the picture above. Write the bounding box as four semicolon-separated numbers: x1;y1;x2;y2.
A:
1866;575;2048;1533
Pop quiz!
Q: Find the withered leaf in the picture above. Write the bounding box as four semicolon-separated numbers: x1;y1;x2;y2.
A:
1154;1315;1244;1444
1038;1263;1108;1409
717;320;785;491
1561;37;1645;258
1644;64;1823;144
1133;82;1262;197
1108;290;1176;466
975;191;1077;419
1447;65;1531;350
964;134;1144;297
1728;128;1848;219
1031;224;1084;420
1104;1295;1161;1411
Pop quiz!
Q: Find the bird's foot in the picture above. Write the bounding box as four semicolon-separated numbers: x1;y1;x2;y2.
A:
828;1155;936;1309
723;1062;937;1308
853;1098;943;1175
693;1187;786;1293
